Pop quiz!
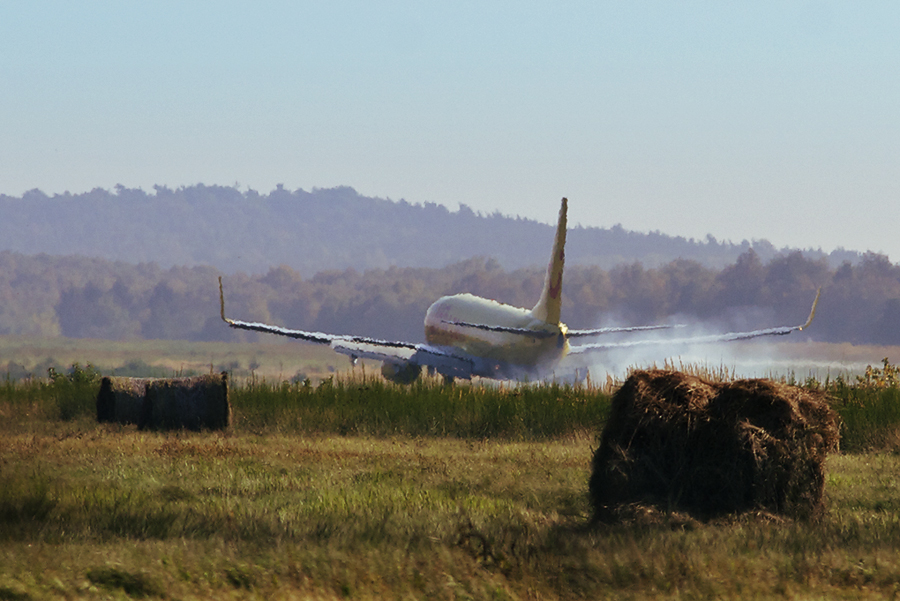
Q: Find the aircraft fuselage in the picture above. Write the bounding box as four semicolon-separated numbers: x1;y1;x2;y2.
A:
424;293;569;377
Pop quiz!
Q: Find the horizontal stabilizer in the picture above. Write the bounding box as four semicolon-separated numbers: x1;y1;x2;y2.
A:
441;319;557;338
443;320;685;338
566;324;686;338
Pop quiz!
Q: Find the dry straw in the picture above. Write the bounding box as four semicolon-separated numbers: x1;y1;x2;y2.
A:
590;369;840;522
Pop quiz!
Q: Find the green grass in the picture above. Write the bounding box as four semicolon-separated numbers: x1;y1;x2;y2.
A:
2;350;900;598
7;361;898;450
234;372;611;439
0;334;341;382
830;383;900;452
2;366;613;440
1;426;899;599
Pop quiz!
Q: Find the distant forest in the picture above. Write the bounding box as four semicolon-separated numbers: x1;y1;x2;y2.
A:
0;184;865;275
2;248;899;347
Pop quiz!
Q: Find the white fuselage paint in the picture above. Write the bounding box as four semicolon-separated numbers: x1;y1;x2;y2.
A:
423;293;569;377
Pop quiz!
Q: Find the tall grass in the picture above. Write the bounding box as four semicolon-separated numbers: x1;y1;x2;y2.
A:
233;372;610;439
1;363;101;427
1;366;612;439
3;361;899;449
829;383;900;451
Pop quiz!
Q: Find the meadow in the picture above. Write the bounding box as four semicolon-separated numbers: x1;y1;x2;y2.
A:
1;337;899;599
0;335;342;382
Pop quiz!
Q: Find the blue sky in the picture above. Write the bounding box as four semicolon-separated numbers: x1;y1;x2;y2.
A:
2;2;899;260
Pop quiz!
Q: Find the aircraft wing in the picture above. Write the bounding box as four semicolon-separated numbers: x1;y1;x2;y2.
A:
568;289;821;355
219;278;476;378
330;340;476;376
569;325;807;354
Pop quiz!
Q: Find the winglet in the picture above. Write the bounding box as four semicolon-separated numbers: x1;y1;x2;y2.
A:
531;197;567;324
798;288;821;331
218;276;233;325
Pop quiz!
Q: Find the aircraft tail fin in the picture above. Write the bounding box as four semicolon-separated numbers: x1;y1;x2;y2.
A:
531;197;567;325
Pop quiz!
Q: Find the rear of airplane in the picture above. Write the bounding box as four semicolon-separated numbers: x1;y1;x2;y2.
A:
530;197;567;325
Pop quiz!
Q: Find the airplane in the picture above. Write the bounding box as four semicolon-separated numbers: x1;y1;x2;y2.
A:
218;197;820;383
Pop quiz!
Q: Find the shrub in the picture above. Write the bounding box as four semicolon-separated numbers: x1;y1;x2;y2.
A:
49;363;102;421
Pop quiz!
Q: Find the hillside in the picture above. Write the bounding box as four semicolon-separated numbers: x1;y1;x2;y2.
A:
0;184;862;275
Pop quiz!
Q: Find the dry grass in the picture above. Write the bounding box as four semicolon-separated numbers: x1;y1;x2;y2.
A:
1;417;899;599
0;334;342;381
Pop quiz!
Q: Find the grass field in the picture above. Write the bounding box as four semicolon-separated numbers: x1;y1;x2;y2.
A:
3;334;899;384
0;335;343;382
1;336;900;599
1;422;899;600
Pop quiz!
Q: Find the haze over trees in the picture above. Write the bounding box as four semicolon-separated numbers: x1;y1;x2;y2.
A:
1;184;897;347
0;184;864;275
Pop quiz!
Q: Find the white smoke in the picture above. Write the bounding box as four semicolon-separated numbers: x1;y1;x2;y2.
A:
560;312;870;385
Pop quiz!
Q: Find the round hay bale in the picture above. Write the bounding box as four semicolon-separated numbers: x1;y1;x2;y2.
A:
142;373;231;431
590;370;840;522
97;376;154;425
707;379;840;519
589;370;717;521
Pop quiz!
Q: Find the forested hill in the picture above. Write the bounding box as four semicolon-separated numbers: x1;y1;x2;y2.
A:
0;185;862;275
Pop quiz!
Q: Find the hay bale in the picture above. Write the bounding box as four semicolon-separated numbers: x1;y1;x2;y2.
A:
589;370;840;522
142;373;231;431
97;376;154;425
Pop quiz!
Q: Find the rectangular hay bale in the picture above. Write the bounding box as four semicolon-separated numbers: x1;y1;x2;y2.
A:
97;376;154;425
142;373;231;431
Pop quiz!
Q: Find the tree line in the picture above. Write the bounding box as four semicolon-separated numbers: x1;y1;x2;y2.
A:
1;249;898;346
1;184;863;276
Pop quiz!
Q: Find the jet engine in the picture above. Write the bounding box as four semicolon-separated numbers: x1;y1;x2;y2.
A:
381;361;422;384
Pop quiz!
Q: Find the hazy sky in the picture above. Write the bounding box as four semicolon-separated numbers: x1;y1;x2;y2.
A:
2;2;899;260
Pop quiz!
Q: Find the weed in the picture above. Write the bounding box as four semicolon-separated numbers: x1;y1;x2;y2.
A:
224;564;255;590
827;360;900;452
48;363;102;421
86;566;162;598
857;357;900;388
